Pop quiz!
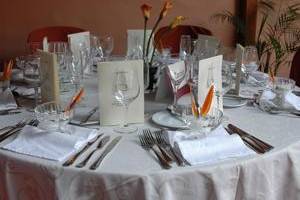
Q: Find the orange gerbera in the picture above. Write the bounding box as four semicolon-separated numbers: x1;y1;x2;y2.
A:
141;4;152;20
159;0;173;19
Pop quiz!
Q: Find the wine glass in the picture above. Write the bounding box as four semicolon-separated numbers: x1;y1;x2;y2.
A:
179;35;192;60
112;68;140;133
243;46;259;77
21;55;41;106
90;35;103;72
167;63;187;109
100;35;114;60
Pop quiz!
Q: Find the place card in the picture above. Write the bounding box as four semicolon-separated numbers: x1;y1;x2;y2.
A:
68;31;90;54
197;55;223;112
42;37;48;51
38;50;60;103
98;60;144;126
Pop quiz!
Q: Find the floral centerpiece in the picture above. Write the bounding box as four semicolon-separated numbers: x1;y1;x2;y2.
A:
140;1;185;89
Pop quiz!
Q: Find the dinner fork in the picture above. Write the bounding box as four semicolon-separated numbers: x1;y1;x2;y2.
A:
153;130;186;166
138;131;171;169
144;129;173;163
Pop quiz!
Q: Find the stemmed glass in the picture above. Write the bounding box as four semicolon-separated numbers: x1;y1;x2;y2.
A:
100;35;114;60
243;46;259;78
90;35;104;68
112;68;140;133
20;55;41;106
167;63;187;109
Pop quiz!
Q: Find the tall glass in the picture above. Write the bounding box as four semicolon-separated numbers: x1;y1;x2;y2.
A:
112;68;140;133
90;35;103;71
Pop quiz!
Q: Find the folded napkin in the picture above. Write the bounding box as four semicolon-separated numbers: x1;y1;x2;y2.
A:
166;126;255;165
259;90;300;110
0;89;18;111
3;125;98;162
12;86;39;97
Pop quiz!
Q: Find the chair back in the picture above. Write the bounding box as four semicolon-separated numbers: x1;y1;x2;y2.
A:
154;25;212;54
27;26;85;52
290;49;300;86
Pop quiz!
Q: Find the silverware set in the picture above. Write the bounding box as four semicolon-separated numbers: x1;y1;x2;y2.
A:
226;124;273;154
0;119;38;143
138;129;188;169
63;134;121;170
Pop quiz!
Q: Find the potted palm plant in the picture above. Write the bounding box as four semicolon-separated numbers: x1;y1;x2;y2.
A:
212;0;300;75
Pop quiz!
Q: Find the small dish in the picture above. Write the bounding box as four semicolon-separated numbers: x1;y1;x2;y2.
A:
151;110;189;129
223;96;248;108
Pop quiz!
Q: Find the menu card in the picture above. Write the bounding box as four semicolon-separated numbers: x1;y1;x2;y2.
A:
38;50;60;103
197;55;223;112
97;60;144;125
68;31;90;54
155;61;186;101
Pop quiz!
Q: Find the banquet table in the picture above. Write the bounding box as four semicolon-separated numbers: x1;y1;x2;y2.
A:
0;76;300;200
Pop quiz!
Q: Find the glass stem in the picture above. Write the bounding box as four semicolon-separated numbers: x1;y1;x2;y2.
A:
123;104;129;127
173;88;178;106
34;87;38;106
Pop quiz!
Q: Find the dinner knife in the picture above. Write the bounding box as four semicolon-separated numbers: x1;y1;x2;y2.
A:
89;136;122;170
228;124;273;152
63;134;103;167
76;135;110;168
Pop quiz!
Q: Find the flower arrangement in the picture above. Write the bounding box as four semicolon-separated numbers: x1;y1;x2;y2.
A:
140;1;185;88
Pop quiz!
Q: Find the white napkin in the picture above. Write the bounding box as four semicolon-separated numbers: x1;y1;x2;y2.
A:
166;126;255;165
3;125;98;162
12;86;39;97
0;89;18;111
260;90;300;110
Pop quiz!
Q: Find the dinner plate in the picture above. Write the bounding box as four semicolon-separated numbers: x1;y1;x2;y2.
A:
151;110;188;129
223;97;247;108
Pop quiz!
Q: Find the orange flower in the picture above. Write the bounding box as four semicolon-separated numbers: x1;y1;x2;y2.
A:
0;59;13;81
65;88;84;112
141;4;152;20
159;0;173;19
200;85;214;117
169;16;185;29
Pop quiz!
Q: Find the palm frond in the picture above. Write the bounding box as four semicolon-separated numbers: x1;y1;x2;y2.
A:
258;0;275;15
210;11;245;35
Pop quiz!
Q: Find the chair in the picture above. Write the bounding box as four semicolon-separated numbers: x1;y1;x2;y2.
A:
27;26;86;53
290;49;300;87
154;25;212;54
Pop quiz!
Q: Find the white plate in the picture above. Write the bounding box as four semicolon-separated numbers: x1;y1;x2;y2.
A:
223;97;247;108
151;111;188;129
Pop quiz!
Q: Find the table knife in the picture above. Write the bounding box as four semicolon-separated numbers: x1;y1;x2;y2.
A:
80;107;98;124
63;134;103;166
89;136;122;170
228;124;273;152
76;135;110;168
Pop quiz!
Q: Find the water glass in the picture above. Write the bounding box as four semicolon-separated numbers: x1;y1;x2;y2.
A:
243;46;259;75
90;35;104;68
112;68;140;133
35;102;73;133
179;35;192;60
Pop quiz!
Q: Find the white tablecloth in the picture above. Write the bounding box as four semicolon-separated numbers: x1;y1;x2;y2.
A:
0;77;300;200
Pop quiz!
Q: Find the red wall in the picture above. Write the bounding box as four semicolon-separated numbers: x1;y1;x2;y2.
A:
0;0;236;61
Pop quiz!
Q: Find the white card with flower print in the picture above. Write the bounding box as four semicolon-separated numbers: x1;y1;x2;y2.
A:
97;60;144;126
197;55;223;112
68;31;90;54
